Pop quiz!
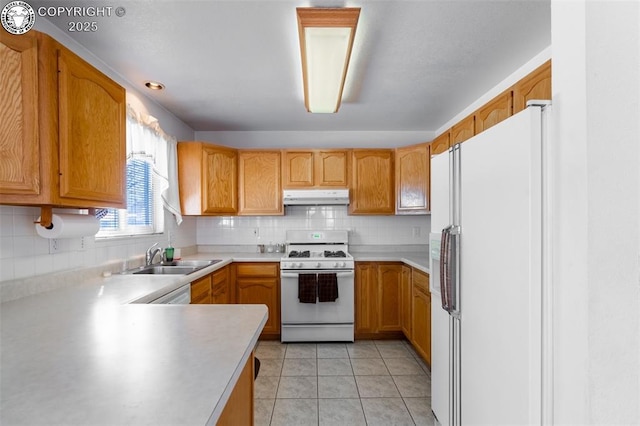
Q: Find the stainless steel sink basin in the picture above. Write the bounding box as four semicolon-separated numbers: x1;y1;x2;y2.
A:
124;259;222;276
132;266;201;275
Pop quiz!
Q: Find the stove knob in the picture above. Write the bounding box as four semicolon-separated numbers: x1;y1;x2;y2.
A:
333;262;339;267
297;262;304;268
316;262;321;268
341;262;346;267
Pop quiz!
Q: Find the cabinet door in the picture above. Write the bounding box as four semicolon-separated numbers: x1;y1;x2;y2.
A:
203;146;237;214
191;274;212;304
315;150;349;187
237;277;280;335
238;151;282;215
400;265;412;338
0;32;40;196
236;262;280;336
211;266;230;304
349;150;394;215
377;263;402;332
475;90;513;134
282;151;314;188
430;132;450;156
355;262;378;336
513;60;551;113
217;353;254;426
451;114;475;145
396;143;430;214
57;46;125;206
412;270;431;365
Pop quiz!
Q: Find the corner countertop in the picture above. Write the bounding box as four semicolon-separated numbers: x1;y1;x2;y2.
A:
0;268;267;425
1;247;427;424
351;252;430;274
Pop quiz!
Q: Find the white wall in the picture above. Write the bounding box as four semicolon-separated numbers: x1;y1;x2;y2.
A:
551;0;640;423
197;206;430;247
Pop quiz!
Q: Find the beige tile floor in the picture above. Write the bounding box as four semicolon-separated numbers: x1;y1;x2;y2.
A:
253;339;434;426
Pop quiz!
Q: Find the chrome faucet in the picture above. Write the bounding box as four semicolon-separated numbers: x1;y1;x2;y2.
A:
145;242;161;266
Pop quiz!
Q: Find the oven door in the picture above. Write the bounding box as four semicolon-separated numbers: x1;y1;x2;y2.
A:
280;269;354;324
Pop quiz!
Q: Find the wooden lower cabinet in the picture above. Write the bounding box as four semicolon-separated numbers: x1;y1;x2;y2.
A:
235;263;280;338
377;263;403;332
355;263;378;336
211;266;230;304
411;269;431;365
191;274;212;304
216;352;254;426
355;262;404;338
400;265;412;338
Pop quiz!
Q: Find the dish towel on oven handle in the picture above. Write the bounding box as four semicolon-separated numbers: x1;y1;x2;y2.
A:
298;274;317;303
318;273;339;302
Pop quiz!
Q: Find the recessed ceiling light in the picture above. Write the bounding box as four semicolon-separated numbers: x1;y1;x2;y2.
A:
144;81;165;90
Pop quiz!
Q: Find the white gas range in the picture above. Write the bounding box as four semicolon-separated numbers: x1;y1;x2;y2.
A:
280;230;355;342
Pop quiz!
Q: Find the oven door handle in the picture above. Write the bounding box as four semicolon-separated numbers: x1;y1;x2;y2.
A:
281;271;354;279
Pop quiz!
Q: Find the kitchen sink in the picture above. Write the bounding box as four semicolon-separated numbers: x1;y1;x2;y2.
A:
124;259;222;275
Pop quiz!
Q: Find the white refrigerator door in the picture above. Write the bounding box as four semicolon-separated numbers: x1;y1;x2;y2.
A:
459;107;542;424
429;151;451;425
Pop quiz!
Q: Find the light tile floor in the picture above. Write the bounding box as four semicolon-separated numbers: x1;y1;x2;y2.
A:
254;339;434;426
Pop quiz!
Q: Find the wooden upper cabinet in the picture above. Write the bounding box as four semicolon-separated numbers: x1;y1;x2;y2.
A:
430;131;450;156
0;31;39;197
396;143;430;214
349;150;394;215
282;151;314;187
475;90;513;134
513;60;551;113
0;31;125;209
282;150;349;188
57;46;125;205
177;142;237;215
315;150;349;187
238;151;283;215
451;114;475;145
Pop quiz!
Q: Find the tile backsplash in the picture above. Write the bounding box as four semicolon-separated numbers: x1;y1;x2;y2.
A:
0;206;197;282
1;204;429;284
197;206;431;247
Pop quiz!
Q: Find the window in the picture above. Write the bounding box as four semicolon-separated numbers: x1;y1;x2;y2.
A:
97;107;181;238
98;159;164;237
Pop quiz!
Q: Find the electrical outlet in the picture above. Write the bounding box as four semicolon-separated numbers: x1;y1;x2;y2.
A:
49;238;59;254
412;226;421;238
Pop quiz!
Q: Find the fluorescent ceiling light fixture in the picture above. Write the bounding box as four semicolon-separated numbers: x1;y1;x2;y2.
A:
297;7;360;113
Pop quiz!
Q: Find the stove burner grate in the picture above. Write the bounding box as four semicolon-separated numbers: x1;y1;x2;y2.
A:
324;250;347;258
288;250;310;258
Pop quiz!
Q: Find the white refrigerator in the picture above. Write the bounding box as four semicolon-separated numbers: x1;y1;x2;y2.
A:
430;104;549;425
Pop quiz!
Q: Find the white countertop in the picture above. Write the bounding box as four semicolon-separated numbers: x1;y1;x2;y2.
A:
1;248;427;425
0;269;267;425
351;252;430;274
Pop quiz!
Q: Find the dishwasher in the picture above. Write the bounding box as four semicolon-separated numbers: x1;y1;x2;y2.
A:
150;284;191;304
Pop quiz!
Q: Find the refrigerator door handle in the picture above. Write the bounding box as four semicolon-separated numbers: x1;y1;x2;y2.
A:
440;225;455;313
449;225;461;316
440;227;449;310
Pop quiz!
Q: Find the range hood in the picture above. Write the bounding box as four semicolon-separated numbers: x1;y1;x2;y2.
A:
283;189;350;206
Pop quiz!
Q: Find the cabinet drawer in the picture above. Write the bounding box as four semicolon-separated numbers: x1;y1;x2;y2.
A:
412;269;429;294
191;275;211;304
235;263;279;278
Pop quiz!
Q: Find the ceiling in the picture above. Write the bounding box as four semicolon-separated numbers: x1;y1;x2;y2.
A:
34;0;551;133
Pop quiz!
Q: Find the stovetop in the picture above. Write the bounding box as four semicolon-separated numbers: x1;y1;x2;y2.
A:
287;250;348;259
281;230;353;270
